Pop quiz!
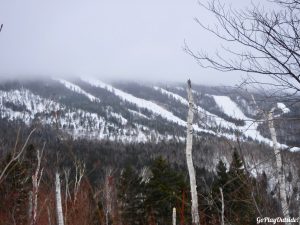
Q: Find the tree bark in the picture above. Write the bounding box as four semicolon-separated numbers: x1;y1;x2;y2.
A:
268;110;290;224
55;172;64;225
172;207;176;225
298;181;300;225
47;206;52;225
299;181;300;225
186;80;200;225
219;187;224;225
30;148;44;225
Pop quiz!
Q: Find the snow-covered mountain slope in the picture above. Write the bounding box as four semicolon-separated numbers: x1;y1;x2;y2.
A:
55;78;101;103
0;77;299;151
81;77;188;126
211;95;276;146
153;86;288;148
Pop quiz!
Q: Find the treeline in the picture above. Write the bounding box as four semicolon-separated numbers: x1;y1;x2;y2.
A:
0;144;283;224
0;123;297;225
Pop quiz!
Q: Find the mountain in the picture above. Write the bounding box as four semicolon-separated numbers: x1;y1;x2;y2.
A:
0;77;299;150
1;77;300;223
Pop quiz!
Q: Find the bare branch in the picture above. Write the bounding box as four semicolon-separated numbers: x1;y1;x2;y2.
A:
0;128;36;183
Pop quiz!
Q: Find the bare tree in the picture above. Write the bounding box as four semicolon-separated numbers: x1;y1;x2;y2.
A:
251;93;291;222
73;160;85;204
63;167;71;223
55;172;64;225
185;0;300;93
103;169;113;225
268;109;291;223
29;143;45;225
172;207;176;225
185;79;200;225
298;181;300;225
219;187;225;225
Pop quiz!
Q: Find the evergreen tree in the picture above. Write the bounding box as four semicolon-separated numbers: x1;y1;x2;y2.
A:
118;166;146;225
227;151;256;225
214;160;229;189
212;151;256;225
211;160;230;224
144;157;188;225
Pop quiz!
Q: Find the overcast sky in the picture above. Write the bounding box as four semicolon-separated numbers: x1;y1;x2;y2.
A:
0;0;259;85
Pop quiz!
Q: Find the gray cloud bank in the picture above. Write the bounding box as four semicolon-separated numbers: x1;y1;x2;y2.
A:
0;0;252;85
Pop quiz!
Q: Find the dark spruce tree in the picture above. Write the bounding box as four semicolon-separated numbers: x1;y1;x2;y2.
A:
144;156;188;225
118;166;146;225
211;151;256;225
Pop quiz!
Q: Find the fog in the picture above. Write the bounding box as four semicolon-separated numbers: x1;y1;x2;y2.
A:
0;0;262;85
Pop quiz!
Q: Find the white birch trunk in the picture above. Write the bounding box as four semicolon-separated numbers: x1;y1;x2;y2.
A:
186;80;200;225
219;187;224;225
298;181;300;225
172;207;176;225
28;191;33;222
30;147;44;225
268;110;290;224
55;172;64;225
31;178;38;225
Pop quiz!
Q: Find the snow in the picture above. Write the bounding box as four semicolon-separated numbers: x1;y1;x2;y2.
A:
82;78;186;125
153;87;238;132
289;147;300;152
128;109;150;119
154;86;187;105
153;87;295;149
110;112;128;125
212;95;246;120
0;86;169;143
211;95;285;146
81;78;222;137
0;89;60;124
277;102;290;114
54;78;101;103
175;86;184;91
0;81;299;149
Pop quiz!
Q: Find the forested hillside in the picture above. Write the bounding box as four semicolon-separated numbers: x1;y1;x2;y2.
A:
0;78;300;224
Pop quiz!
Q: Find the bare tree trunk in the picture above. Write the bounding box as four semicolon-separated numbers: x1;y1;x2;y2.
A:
55;172;64;225
63;168;70;225
73;160;85;204
47;206;52;225
30;147;44;225
28;191;33;222
185;80;200;225
104;169;113;225
172;207;176;225
268;110;290;224
219;187;224;225
298;181;300;225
